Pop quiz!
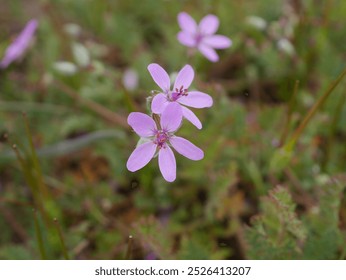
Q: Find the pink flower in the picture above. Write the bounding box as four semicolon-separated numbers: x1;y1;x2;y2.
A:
126;103;204;182
148;63;213;129
0;19;38;69
177;12;232;62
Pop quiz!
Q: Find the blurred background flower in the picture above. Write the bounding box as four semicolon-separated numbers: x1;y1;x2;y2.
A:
177;12;232;62
0;19;38;69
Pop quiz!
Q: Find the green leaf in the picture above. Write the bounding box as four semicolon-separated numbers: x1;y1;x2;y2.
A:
245;187;306;259
303;176;346;259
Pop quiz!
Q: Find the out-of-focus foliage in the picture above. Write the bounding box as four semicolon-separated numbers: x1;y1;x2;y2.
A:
245;187;307;259
246;178;345;260
0;0;346;259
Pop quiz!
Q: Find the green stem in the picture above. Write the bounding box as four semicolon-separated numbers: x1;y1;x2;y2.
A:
152;114;161;130
54;218;70;260
288;67;346;147
17;116;51;227
12;144;47;221
280;80;300;146
23;113;49;200
33;210;47;260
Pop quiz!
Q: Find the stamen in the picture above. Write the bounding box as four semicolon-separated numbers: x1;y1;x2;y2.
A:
153;130;169;148
170;86;188;101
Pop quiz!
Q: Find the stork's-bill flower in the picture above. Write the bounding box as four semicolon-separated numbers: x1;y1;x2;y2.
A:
126;103;204;182
177;12;231;62
148;63;213;129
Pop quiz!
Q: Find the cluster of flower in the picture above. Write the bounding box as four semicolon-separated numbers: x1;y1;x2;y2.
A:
127;12;231;182
126;64;212;182
0;12;231;182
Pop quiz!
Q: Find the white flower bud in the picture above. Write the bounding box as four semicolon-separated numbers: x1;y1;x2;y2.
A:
246;16;267;31
53;61;78;75
72;43;90;67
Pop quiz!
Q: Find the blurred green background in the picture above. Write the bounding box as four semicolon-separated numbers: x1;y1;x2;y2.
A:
0;0;346;260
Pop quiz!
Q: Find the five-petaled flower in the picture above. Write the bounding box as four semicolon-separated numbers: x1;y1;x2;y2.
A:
126;103;204;182
148;63;213;129
0;19;38;69
177;12;231;62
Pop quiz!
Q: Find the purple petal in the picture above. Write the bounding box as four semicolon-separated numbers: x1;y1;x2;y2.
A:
170;136;204;161
128;112;156;137
177;31;196;47
0;19;38;69
151;93;169;114
203;35;232;49
198;44;219;62
178;91;213;108
177;12;197;34
147;63;171;92
127;142;156;172
173;64;194;91
199;14;219;35
158;145;176;182
19;19;38;42
182;106;202;129
160;102;182;132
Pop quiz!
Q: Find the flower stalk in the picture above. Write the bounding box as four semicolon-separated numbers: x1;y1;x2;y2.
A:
286;67;346;149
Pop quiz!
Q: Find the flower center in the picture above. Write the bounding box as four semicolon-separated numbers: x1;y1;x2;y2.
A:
154;130;169;148
195;33;203;44
170;85;188;101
